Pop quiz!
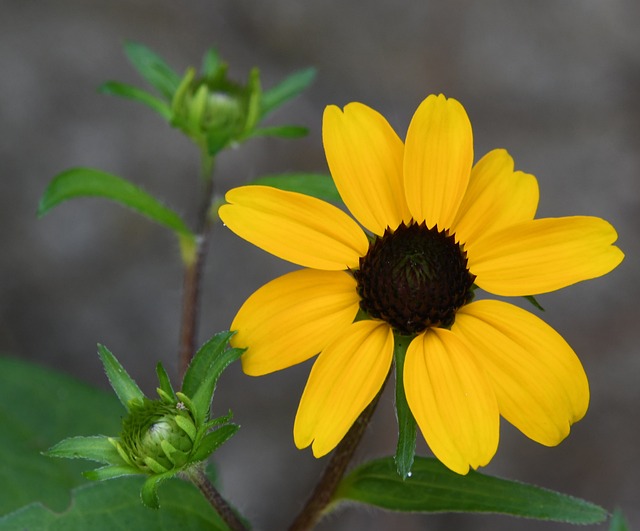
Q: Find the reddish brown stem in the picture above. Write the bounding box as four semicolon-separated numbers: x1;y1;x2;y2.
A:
178;176;215;378
288;379;387;531
187;466;248;531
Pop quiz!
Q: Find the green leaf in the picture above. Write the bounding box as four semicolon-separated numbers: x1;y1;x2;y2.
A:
248;173;342;204
248;125;309;139
0;355;122;516
97;344;145;410
84;464;140;481
181;331;236;398
98;81;172;119
38;168;195;242
609;508;630;531
260;67;316;118
46;436;123;466
523;295;545;311
334;457;608;524
393;335;416;479
190;425;239;463
0;475;229;530
182;332;244;426
123;41;181;101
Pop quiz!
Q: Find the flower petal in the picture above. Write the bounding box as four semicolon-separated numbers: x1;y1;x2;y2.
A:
219;186;369;270
231;269;361;376
453;300;589;446
323;103;411;235
404;94;473;230
468;216;624;295
404;328;499;474
294;320;393;457
451;149;539;245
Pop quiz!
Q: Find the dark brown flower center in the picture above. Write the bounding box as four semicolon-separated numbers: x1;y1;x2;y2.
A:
354;222;475;335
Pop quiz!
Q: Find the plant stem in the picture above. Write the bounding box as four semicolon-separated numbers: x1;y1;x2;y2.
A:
288;377;389;531
187;466;248;531
178;163;216;378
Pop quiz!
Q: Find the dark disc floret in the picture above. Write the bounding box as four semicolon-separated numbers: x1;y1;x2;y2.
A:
354;222;475;335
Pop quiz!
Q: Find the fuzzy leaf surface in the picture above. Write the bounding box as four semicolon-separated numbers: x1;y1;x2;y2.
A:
98;344;145;410
0;476;228;530
182;331;243;425
0;356;122;516
38;168;194;242
260;67;316;118
99;82;172;119
123;41;181;100
334;457;608;524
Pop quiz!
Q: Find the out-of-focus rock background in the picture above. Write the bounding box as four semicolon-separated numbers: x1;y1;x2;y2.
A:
1;1;638;529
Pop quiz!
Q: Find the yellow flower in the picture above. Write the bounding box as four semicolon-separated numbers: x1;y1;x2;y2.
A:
219;94;623;474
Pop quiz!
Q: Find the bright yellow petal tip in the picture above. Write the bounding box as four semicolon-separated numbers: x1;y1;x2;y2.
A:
219;185;369;270
323;103;411;235
454;300;590;446
293;321;393;457
404;94;473;230
469;216;624;296
231;269;361;376
404;329;499;474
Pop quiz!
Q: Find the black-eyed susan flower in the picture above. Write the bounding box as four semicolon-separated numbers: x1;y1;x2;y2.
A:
218;94;623;475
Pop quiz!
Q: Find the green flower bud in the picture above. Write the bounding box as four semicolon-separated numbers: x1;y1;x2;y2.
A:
118;398;197;474
171;60;261;155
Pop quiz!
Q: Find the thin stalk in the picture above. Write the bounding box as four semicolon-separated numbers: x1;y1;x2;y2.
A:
178;154;216;378
288;375;390;531
187;466;248;531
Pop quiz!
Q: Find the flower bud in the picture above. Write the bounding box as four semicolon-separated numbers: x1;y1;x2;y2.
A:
118;398;197;474
171;61;261;155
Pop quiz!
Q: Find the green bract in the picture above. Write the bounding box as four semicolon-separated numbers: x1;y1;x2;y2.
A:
117;398;196;473
46;331;244;509
100;42;316;159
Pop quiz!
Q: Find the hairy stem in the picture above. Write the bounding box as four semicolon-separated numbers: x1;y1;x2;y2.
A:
187;466;248;531
288;377;389;531
178;169;216;378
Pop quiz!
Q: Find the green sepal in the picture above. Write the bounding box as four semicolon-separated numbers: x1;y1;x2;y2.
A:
609;508;630;531
243;67;262;135
201;48;222;77
144;456;169;475
247;172;342;204
98;81;172;119
174;414;197;442
190;424;239;463
84;464;140;481
206;127;234;157
155;362;176;402
160;440;190;468
45;435;125;466
123;41;181;100
156;387;175;405
175;392;197;417
97;344;145;411
334;457;608;524
247;125;309;139
523;295;545;311
140;471;176;509
392;334;417;479
182;331;244;425
38;168;196;248
260;67;316;119
110;437;134;467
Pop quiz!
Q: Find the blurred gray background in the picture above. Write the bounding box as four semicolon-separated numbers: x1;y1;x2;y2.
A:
1;1;638;529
